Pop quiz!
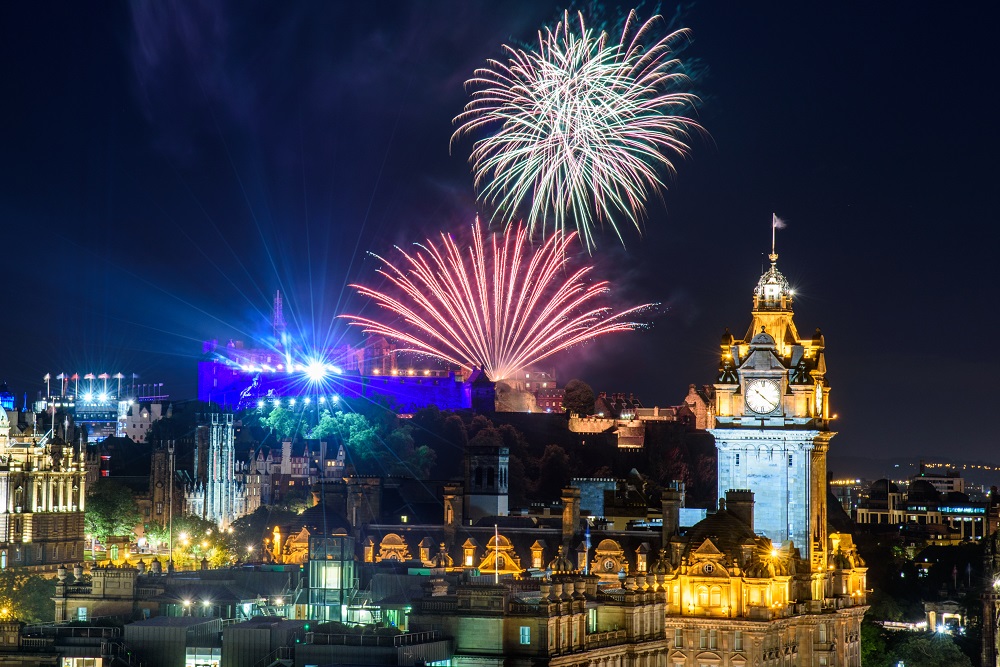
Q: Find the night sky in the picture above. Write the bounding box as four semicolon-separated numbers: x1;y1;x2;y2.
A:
1;2;997;462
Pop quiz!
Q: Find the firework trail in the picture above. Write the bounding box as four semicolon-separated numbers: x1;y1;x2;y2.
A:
341;221;652;381
452;10;703;251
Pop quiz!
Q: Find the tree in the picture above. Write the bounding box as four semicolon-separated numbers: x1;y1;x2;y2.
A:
889;632;972;667
860;619;890;667
264;406;306;441
0;569;55;623
535;444;572;499
563;379;595;416
231;507;298;558
85;480;142;543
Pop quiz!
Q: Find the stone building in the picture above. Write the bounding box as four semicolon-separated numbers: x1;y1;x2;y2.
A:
0;410;86;568
183;413;244;528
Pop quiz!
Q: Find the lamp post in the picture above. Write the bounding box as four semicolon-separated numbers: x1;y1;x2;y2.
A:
168;440;175;572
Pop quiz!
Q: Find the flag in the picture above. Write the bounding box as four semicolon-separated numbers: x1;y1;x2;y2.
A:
56;373;65;380
43;373;50;381
772;213;787;229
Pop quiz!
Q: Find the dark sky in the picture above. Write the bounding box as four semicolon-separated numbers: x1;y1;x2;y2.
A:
1;1;997;462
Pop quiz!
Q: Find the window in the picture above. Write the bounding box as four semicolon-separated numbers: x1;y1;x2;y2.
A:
674;628;683;648
77;607;88;621
734;630;743;651
710;587;722;607
699;629;707;649
698;586;709;607
788;454;794;467
156;502;164;515
819;623;828;643
710;629;717;649
520;626;530;645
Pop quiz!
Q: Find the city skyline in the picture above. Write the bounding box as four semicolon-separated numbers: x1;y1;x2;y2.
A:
1;1;997;460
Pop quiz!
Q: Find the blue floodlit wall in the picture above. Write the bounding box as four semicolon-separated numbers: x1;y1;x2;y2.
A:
198;360;472;412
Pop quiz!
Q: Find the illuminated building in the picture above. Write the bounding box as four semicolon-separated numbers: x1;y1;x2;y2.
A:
854;476;998;542
711;250;833;572
198;292;484;412
182;414;245;528
37;372;167;444
0;410;87;567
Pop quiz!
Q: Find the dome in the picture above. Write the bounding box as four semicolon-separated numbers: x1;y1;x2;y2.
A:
942;491;970;504
868;478;900;499
907;480;940;503
753;257;792;306
548;545;575;573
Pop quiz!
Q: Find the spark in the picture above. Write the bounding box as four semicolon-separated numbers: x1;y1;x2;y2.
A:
341;221;652;382
453;10;703;250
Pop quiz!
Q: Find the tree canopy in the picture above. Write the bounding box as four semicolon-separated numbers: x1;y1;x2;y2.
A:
563;379;595;416
85;479;142;543
0;569;55;623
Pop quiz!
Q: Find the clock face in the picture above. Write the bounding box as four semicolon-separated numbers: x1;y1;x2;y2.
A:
745;379;781;414
603;558;617;572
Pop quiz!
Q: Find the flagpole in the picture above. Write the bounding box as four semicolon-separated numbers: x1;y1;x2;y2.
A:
493;524;500;584
771;213;776;256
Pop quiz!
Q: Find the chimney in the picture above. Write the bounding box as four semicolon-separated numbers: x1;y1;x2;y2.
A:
661;482;682;541
561;487;581;545
443;484;463;543
725;489;755;529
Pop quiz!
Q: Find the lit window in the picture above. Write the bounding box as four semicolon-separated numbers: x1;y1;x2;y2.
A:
734;630;743;651
520;626;530;645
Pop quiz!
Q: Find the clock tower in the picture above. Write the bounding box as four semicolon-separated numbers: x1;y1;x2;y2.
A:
710;250;834;578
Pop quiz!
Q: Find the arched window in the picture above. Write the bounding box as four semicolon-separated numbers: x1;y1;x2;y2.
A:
697;586;709;607
710;587;722;606
474;467;483;489
487;467;495;488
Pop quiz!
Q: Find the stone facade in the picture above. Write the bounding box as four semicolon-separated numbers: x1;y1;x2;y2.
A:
183;413;244;528
0;411;86;568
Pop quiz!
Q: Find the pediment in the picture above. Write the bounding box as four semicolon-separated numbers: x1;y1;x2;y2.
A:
693;539;723;557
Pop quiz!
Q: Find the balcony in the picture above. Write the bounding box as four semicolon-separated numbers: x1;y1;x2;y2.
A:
584;630;628;648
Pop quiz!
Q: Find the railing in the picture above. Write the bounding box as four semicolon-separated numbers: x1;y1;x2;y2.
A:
19;637;55;649
585;630;628;648
394;630;442;646
417;600;457;612
250;646;292;667
306;631;442;647
104;640;144;667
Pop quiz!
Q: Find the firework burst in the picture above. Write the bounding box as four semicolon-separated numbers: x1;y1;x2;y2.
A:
453;10;703;250
341;221;652;382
